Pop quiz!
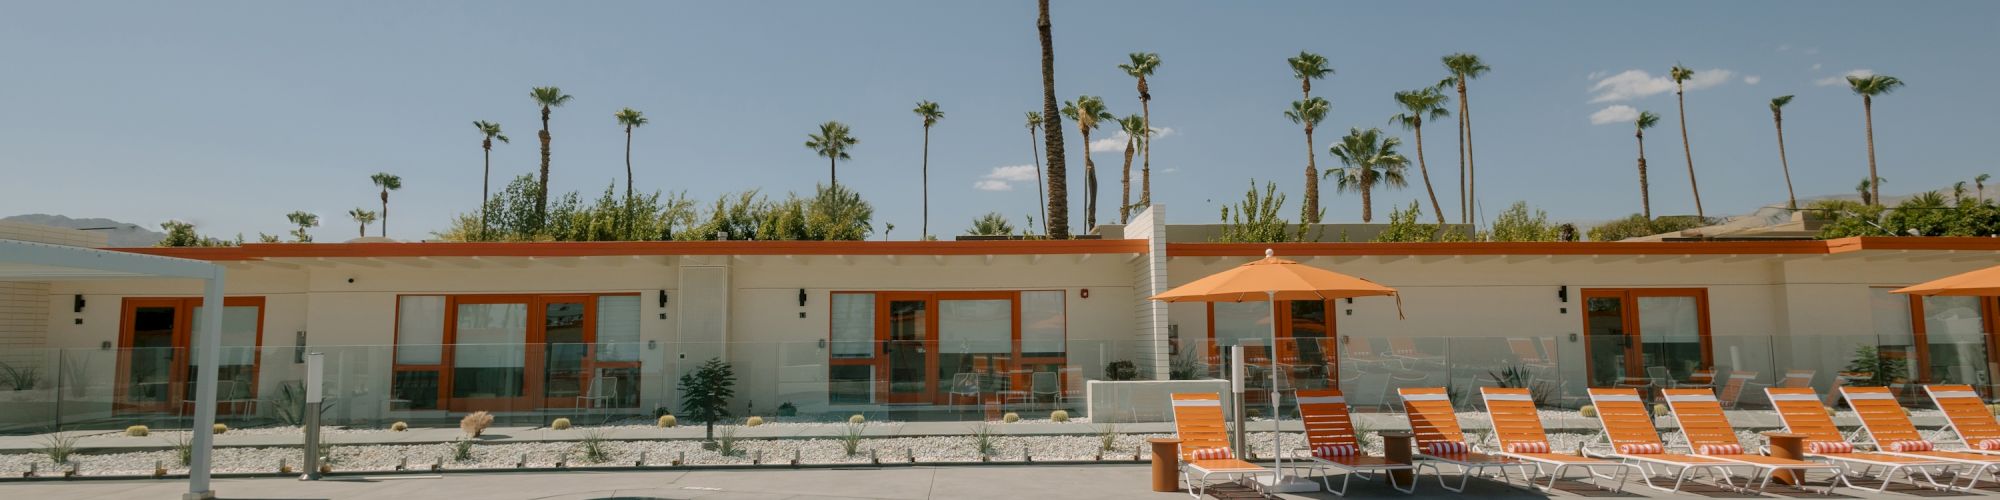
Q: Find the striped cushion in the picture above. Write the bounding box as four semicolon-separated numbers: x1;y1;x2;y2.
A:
1617;443;1665;455
1807;441;1855;454
1425;441;1470;454
1885;440;1934;452
1310;444;1358;459
1697;444;1744;455
1188;447;1233;460
1506;442;1551;454
1978;439;2000;451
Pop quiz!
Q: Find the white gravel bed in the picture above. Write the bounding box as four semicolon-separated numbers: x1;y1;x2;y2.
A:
111;426;377;439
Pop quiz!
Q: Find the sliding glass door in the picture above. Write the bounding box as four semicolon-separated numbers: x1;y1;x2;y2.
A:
448;296;530;412
116;297;265;415
1582;288;1711;387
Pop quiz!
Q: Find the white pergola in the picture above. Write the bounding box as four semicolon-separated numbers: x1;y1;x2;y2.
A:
0;239;227;500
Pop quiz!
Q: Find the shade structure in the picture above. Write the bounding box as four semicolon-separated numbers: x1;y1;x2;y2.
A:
1893;263;2000;296
1151;249;1401;315
1147;248;1399;493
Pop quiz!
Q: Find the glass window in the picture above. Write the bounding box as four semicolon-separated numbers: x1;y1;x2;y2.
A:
1924;296;1988;385
396;296;445;365
829;365;873;404
940;299;1012;354
1870;288;1919;383
1021;291;1066;357
453;303;527;398
1637;296;1703;380
831;293;875;358
188;305;260;400
596;295;641;362
1213;302;1271;349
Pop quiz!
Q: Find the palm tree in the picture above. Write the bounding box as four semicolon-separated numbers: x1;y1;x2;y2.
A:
1634;111;1662;219
1026;111;1047;235
1857;177;1886;206
1118;52;1161;211
1284;98;1329;222
1036;0;1069;238
529;86;574;224
967;212;1015;236
1061;95;1113;230
1769;95;1798;211
912;100;944;238
349;208;377;238
1115;114;1146;223
1288;51;1334;223
805;121;859;188
1327;128;1409;223
370;173;401;237
1441;53;1490;223
1389;86;1451;226
1669;65;1704;219
1979;174;1991;202
285;211;319;243
472;121;509;239
1847;74;1905;206
614;108;648;205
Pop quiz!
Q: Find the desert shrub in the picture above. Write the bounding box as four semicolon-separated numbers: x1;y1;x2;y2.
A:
715;424;741;456
745;416;764;427
1098;424;1120;452
452;439;474;462
551;418;572;430
390;421;408;432
678;357;737;442
579;430;610;463
1050;410;1069;422
212;423;228;434
38;432;80;464
970;424;996;457
849;414;866;424
839;422;866;457
125;425;149;437
658;415;678;428
461;411;494;438
1002;412;1020;423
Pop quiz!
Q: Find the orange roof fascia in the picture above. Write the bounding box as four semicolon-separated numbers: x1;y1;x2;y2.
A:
1166;240;1834;257
115;239;1149;261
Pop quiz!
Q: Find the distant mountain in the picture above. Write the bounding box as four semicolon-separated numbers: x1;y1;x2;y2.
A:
2;214;165;247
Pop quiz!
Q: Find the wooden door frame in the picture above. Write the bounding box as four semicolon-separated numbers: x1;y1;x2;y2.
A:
442;294;537;412
1903;294;2000;384
115;296;266;415
535;295;597;409
935;291;1021;405
876;292;938;404
1578;288;1712;386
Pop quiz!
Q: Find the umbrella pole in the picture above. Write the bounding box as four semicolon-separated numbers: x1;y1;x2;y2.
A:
1271;291;1281;477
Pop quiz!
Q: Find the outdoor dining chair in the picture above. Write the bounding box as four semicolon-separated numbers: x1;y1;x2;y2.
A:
1031;371;1060;410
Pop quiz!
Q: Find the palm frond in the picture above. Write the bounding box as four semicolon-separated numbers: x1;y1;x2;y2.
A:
1288;51;1333;81
1769;95;1795;112
614;108;648;127
529;86;573;107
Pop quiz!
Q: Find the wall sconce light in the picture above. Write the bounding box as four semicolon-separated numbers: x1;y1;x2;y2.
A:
99;341;111;351
657;290;670;308
73;295;85;313
1080;289;1090;299
1557;285;1569;303
1568;333;1579;343
798;289;808;307
647;340;658;351
817;338;827;350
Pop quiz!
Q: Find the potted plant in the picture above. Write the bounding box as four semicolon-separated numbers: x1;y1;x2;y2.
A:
777;401;797;417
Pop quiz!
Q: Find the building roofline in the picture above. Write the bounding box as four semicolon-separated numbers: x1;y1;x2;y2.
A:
109;236;2000;262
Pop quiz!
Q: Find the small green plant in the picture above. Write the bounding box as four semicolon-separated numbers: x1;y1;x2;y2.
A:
1354;420;1378;449
125;425;150;437
1001;412;1020;423
451;439;474;462
745;416;765;427
1169;346;1202;380
579;430;610;463
1844;345;1910;387
839;422;866;457
38;431;80;464
777;402;797;417
550;417;572;430
318;442;340;465
678;357;738;443
715;424;741;456
169;434;193;466
0;361;42;390
658;414;677;428
1103;360;1138;381
1097;424;1120;452
1050;410;1069;422
271;381;335;426
970;424;996;457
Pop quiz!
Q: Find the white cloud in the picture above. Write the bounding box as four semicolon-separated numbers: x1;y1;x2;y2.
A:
1811;63;1823;71
1162;168;1180;174
1589;105;1641;125
1588;68;1734;103
974;165;1039;192
1777;44;1792;52
1585;70;1607;81
1804;47;1820;55
1088;127;1176;153
1816;69;1874;86
1743;75;1762;85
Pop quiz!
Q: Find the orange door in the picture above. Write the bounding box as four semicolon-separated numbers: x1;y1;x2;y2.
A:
878;293;935;404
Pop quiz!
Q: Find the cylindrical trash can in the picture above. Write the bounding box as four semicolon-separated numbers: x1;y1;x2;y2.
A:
1148;438;1182;492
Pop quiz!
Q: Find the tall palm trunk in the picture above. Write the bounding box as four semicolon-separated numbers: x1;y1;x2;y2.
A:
1676;85;1704;218
624;124;635;236
1120;135;1134;223
1413;120;1444;226
829;157;838;189
1773;110;1796;210
1454;77;1470;224
1302;124;1318;224
1863;95;1880;206
921;124;931;238
1082;128;1097;231
1029;126;1046;235
1360;175;1374;223
537;106;553;225
1037;0;1068;238
1138;79;1152;211
1637;130;1653;220
379;189;389;237
481;138;492;240
1461;79;1478;224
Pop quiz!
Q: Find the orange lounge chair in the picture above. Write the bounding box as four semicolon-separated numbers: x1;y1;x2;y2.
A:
1507;338;1542;364
1584;388;1744;492
1169;393;1272;498
1925;385;2000;455
1398;387;1533;492
1781;369;1816;388
1481;387;1640;492
1841;386;2000;489
1661;388;1845;493
1295;389;1415;495
1768;387;1950;492
1718;370;1758;409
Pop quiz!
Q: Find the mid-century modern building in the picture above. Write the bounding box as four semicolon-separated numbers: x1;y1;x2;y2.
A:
4;207;1999;429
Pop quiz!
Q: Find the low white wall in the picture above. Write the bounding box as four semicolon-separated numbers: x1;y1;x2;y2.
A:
1087;379;1230;423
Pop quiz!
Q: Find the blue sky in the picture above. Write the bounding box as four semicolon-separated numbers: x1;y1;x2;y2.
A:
2;1;1994;241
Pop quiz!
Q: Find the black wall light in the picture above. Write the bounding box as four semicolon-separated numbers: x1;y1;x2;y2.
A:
73;295;85;313
1557;285;1569;303
798;289;808;307
658;290;669;308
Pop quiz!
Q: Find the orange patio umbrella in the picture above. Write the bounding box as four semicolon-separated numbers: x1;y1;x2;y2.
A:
1149;248;1400;492
1893;264;2000;296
